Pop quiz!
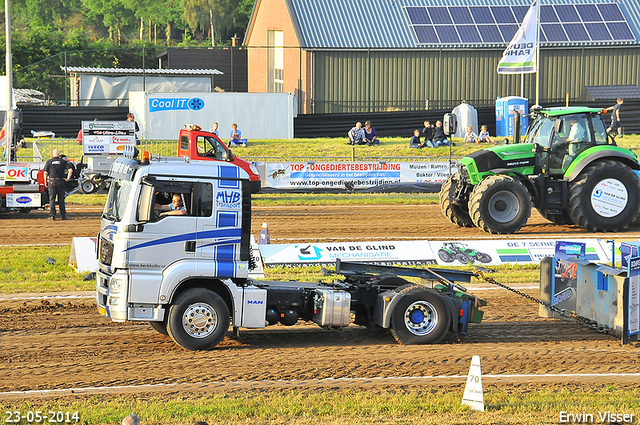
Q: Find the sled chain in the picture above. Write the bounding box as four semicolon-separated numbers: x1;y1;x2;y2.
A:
475;270;610;334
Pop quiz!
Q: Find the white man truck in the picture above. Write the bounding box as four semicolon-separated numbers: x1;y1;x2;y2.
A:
96;152;485;351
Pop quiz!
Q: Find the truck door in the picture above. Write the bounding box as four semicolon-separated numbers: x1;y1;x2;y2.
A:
127;179;198;269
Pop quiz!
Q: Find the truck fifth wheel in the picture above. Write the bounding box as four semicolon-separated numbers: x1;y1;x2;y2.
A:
441;106;640;234
95;152;485;350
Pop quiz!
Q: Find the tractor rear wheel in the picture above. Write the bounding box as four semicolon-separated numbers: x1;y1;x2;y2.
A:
440;174;473;228
568;160;640;232
469;175;532;234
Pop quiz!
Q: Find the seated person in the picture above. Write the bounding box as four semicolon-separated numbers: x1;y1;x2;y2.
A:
348;122;366;145
155;193;187;217
210;122;219;137
463;125;479;144
433;120;450;146
422;121;434;145
363;121;380;146
478;125;495;144
229;123;247;147
562;118;586;168
409;129;423;148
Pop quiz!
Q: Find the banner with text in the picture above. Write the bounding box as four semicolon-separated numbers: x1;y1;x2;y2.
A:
82;121;136;155
264;161;456;189
260;239;609;268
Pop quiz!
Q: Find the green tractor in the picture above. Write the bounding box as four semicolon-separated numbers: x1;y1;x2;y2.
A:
440;106;640;234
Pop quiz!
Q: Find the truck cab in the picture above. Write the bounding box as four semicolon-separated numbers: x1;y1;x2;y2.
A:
177;126;261;193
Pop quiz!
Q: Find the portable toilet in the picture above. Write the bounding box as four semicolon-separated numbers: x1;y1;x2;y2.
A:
452;101;478;138
495;96;529;138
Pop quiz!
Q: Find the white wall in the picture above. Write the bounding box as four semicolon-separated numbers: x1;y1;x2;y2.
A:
129;92;297;140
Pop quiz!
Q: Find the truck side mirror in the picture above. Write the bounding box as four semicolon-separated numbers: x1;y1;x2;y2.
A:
225;149;233;161
554;119;563;134
137;183;154;223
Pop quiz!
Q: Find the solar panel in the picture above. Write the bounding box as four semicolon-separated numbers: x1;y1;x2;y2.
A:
585;22;611;41
436;26;460;43
406;7;431;25
406;3;636;46
492;6;516;24
449;7;473;25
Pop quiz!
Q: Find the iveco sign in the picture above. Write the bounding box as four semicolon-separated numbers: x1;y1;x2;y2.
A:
149;98;205;112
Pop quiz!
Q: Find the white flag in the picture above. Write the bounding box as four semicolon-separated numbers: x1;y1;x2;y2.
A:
497;0;539;74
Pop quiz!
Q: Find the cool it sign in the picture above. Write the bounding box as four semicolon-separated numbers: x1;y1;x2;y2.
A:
149;98;205;112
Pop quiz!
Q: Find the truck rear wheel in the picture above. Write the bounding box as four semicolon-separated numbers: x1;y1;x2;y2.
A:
390;287;450;345
167;288;230;351
568;160;640;232
440;175;473;228
469;175;532;234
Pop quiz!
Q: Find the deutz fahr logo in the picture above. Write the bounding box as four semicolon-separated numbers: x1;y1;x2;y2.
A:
216;190;241;209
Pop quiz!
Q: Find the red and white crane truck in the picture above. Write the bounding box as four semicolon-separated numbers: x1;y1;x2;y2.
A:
95;149;485;351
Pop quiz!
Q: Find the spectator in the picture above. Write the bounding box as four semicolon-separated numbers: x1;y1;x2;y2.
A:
409;129;423;148
127;113;140;145
43;149;73;221
606;98;623;138
76;128;83;145
478;125;495;144
433;120;450;146
229;123;246;147
122;414;140;425
210;122;219;137
59;154;77;178
347;122;366;145
156;193;187;217
363;120;380;146
422;121;434;145
463;125;479;144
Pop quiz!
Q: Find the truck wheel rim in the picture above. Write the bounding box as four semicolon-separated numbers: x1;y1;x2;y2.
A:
488;190;519;223
404;301;438;336
182;302;218;339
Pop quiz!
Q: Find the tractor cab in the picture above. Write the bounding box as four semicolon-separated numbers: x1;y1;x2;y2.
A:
527;107;610;176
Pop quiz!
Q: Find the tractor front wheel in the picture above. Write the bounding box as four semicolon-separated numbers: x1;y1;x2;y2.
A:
440;174;474;228
469;175;532;234
568;160;640;232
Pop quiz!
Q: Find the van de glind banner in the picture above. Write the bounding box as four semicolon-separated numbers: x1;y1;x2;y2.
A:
497;0;538;74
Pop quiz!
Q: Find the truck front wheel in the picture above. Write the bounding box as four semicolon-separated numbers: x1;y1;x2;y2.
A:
568;160;640;232
469;175;532;234
390;287;450;345
167;288;230;351
440;174;474;228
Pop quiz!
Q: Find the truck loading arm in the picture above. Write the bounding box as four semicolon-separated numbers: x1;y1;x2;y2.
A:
334;259;475;285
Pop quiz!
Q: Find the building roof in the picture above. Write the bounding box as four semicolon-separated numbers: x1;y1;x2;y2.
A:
61;67;224;75
584;85;640;99
283;0;640;49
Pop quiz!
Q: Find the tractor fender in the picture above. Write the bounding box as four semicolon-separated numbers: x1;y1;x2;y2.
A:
488;168;538;198
565;151;640;182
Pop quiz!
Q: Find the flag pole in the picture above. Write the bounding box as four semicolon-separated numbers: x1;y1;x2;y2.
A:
4;0;13;165
535;0;541;105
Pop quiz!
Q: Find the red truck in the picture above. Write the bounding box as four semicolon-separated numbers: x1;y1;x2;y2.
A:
177;125;261;193
0;162;48;213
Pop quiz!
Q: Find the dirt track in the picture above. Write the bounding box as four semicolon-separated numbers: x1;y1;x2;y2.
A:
1;203;640;401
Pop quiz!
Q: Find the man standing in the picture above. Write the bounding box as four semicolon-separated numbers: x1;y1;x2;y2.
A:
127;112;140;145
606;98;623;138
43;149;72;220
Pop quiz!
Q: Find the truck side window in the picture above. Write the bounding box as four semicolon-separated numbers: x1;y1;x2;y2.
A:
192;183;213;217
180;136;189;151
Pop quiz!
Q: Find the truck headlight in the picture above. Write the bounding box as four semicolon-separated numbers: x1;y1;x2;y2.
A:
250;163;260;177
109;279;123;292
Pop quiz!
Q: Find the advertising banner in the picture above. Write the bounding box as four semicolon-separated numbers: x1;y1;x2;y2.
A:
431;239;605;266
551;241;586;311
82;121;136;155
6;192;41;208
259;241;437;268
265;161;455;189
628;256;640;337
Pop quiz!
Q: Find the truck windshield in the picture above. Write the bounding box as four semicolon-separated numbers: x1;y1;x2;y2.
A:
103;179;134;221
